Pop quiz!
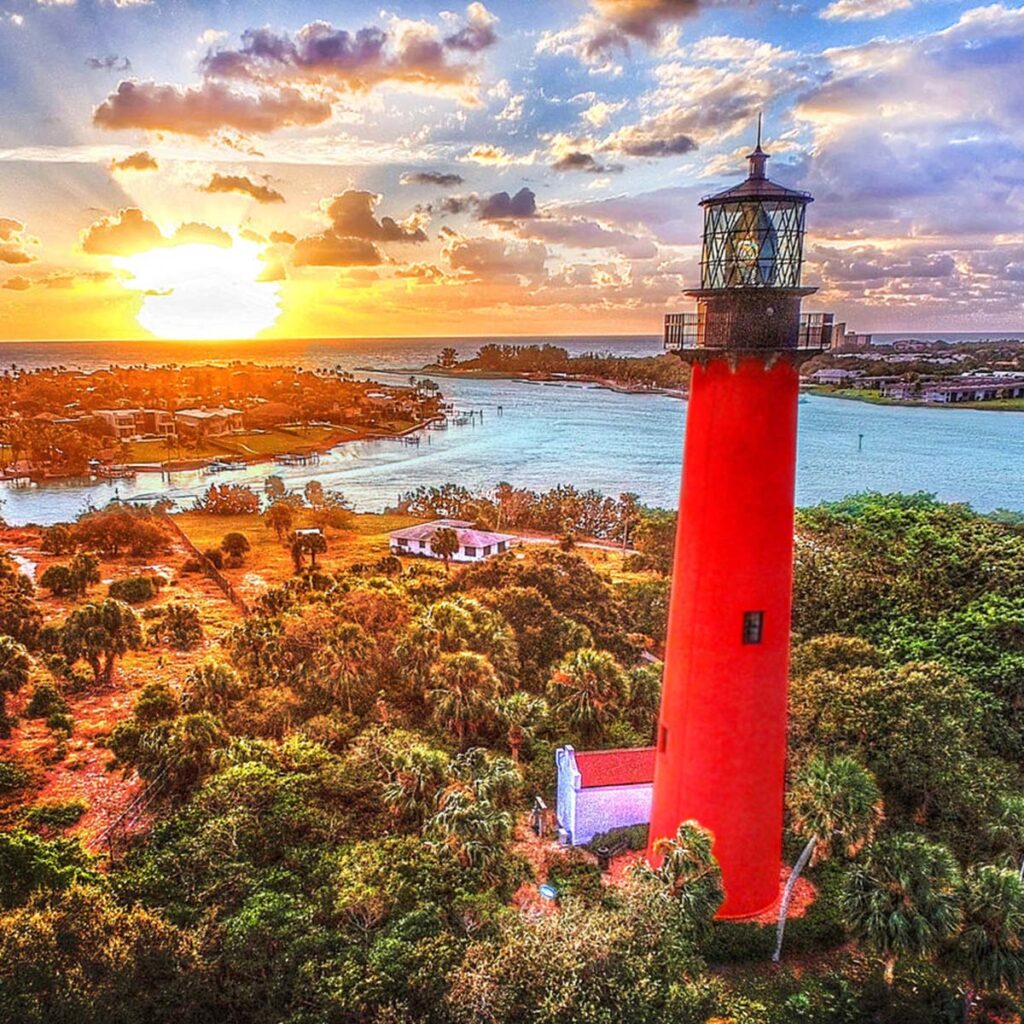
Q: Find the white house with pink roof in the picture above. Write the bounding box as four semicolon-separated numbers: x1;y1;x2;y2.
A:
388;519;517;563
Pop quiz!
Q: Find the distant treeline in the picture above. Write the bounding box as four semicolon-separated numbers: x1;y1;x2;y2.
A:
435;343;689;390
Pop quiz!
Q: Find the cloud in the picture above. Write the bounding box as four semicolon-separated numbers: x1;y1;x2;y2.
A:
81;208;165;256
109;150;158;173
81;208;233;256
170;222;232;247
512;216;659;259
199;4;498;104
580;98;627;127
394;262;445;281
537;0;707;71
292;234;383;267
401;170;465;187
200;172;285;203
93;79;332;136
461;144;536;167
321;191;428;242
444;234;548;283
0;218;38;264
291;190;426;268
86;55;132;71
820;0;913;20
269;230;297;244
477;188;537;220
2;276;31;291
593;0;702;43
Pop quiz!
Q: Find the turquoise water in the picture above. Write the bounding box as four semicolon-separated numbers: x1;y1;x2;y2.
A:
0;336;1021;524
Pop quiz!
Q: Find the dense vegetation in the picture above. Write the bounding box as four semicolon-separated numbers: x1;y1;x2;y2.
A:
433;343;690;391
0;491;1022;1022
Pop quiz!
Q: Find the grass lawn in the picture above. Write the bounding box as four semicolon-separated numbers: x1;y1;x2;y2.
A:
123;426;341;465
174;510;425;603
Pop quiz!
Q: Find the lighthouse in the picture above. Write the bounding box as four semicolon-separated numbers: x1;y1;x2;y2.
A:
648;126;831;918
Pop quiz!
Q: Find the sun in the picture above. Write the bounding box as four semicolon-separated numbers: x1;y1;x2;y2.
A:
115;237;282;340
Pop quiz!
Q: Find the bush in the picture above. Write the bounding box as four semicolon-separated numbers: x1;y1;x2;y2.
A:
221;532;251;561
0;759;29;793
45;711;73;735
26;682;69;719
203;548;224;570
39;564;76;597
108;575;161;604
40;524;74;555
23;798;87;830
585;823;649;854
180;557;204;575
545;848;605;904
159;604;203;650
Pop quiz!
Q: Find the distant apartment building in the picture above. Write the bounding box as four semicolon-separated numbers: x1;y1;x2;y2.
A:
883;375;1024;403
174;407;244;438
807;368;865;386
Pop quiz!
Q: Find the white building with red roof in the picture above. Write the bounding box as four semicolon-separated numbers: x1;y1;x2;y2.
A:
388;519;517;563
555;745;655;845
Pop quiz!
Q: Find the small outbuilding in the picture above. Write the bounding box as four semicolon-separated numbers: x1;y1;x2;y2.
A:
389;519;516;563
555;745;655;846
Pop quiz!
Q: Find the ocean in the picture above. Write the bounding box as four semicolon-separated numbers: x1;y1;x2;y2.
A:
0;334;1022;524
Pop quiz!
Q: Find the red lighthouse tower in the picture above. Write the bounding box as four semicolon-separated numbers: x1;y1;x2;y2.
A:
648;128;830;918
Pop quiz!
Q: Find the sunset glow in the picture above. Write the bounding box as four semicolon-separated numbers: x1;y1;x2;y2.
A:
115;239;282;341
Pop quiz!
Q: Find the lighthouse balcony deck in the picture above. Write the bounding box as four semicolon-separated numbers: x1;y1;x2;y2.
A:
665;311;837;354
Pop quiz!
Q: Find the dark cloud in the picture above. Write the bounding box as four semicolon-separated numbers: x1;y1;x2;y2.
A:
292;234;383;267
477;187;537;220
200;172;285;204
594;0;702;43
198;5;497;97
110;150;158;173
551;151;621;173
93;79;332;136
87;55;132;72
2;276;31;291
322;191;427;242
513;216;658;259
401;170;465;187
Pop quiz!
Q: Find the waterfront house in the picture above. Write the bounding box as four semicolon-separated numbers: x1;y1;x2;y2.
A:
388;519;516;563
555;745;655;845
175;407;244;438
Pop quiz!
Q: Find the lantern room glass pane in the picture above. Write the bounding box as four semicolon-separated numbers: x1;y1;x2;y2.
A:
701;199;806;290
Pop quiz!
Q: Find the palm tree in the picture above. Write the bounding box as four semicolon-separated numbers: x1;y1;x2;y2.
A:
0;635;31;738
382;744;450;824
323;622;375;714
428;651;501;746
547;647;627;741
949;865;1024;1014
841;831;962;984
431;527;460;572
633;821;723;931
494;692;547;763
773;754;883;961
985;793;1024;881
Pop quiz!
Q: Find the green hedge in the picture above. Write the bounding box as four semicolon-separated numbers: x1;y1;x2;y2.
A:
109;575;162;604
585;823;649;854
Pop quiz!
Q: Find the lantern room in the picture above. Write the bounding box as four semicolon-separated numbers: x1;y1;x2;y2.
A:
667;123;828;358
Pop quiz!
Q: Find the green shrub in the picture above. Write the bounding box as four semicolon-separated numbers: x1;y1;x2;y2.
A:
26;682;69;719
159;604;203;650
203;548;224;570
0;759;29;793
585;823;649;854
23;798;87;830
46;711;74;735
108;575;161;604
180;557;203;575
545;849;605;904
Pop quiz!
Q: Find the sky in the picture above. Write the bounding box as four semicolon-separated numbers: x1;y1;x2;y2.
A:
0;0;1022;340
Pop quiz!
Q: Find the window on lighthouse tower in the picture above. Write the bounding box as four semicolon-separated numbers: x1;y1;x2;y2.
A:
742;611;764;645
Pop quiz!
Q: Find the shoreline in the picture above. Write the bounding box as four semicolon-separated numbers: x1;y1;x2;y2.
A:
802;386;1024;413
357;365;688;400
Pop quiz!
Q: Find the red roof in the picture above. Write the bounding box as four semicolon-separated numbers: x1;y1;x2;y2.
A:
575;746;655;788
